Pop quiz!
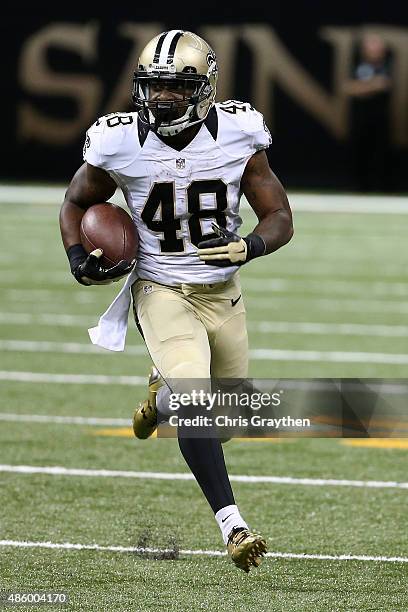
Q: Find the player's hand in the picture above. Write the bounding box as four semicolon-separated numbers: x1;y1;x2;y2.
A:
73;249;134;286
197;223;265;267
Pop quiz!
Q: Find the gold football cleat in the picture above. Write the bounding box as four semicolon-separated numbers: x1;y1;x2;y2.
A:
132;367;162;439
227;528;267;573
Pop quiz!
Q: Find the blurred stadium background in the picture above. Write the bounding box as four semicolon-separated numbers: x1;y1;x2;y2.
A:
1;3;407;610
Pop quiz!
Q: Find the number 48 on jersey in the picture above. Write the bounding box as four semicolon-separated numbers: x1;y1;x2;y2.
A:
141;179;228;253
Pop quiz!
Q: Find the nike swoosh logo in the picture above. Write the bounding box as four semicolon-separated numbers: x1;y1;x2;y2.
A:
222;514;233;523
231;295;242;307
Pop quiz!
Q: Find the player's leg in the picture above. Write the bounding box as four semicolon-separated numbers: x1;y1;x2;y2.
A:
131;278;210;438
131;279;239;529
132;279;211;380
192;274;267;571
210;310;248;378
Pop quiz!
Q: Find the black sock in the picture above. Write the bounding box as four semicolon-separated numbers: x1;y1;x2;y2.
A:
177;434;235;514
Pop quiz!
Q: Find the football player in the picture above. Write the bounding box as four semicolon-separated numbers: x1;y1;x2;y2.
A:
59;30;293;573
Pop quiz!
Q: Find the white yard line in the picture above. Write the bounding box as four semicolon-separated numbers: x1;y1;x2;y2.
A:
0;340;146;356
286;193;408;214
0;312;93;326
2;267;407;286
248;321;408;337
0;186;65;204
0;414;130;425
1;185;407;213
0;186;126;207
1;343;408;366
0;539;406;563
1;341;408;387
2;312;408;338
0;272;71;285
1;464;407;490
0;372;146;385
245;296;408;314
2;290;96;304
249;349;408;364
5;279;408;298
242;278;408;297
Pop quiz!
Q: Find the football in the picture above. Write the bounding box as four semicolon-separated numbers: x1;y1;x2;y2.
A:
80;202;139;267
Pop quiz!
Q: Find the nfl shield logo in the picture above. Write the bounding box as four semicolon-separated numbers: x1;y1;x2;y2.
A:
176;158;185;169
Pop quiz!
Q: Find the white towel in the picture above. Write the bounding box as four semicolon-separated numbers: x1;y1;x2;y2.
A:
88;270;139;351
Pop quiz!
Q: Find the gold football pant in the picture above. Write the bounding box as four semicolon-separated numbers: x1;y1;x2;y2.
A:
131;273;248;381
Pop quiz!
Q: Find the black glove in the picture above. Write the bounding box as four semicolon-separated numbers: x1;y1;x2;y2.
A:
197;223;266;267
67;244;135;286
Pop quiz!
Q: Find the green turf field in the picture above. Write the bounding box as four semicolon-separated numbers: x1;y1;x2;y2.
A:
0;193;407;611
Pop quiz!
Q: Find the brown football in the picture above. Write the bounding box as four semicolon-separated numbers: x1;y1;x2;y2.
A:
80;203;138;267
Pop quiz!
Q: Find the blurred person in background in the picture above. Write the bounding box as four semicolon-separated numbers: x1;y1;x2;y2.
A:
344;33;393;192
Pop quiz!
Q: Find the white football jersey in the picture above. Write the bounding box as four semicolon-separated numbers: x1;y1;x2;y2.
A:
83;101;272;285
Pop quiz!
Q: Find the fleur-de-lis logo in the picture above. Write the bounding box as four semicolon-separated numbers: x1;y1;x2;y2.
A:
206;51;216;67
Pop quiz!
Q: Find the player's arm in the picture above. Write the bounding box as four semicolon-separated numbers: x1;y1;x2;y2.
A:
241;150;293;254
197;151;293;266
60;162;134;285
60;162;116;249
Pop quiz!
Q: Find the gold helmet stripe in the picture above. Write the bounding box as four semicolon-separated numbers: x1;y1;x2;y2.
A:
158;30;184;65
